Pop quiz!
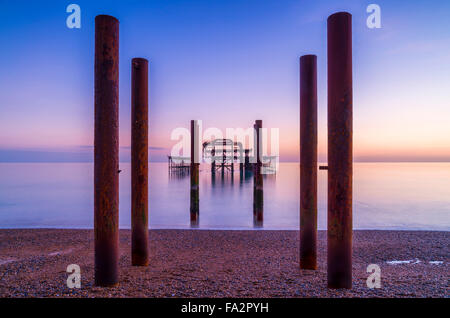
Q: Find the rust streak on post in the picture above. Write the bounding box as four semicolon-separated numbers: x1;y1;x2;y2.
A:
300;55;318;270
131;58;149;266
253;120;263;228
327;12;353;289
190;120;200;227
94;14;119;287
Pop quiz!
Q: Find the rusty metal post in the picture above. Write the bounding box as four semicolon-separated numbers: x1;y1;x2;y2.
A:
254;121;262;166
221;140;226;171
300;55;318;270
94;15;119;287
211;147;216;174
244;149;250;169
211;147;216;186
253;120;263;227
190;120;200;227
327;12;353;289
131;58;149;266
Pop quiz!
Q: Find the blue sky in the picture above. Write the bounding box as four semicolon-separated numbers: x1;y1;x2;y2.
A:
0;0;449;162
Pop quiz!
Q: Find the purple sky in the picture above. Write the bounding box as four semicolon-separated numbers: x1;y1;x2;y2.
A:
0;0;449;162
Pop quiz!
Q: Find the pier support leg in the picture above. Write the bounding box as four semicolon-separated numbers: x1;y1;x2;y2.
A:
253;120;263;228
244;150;250;170
94;15;120;287
327;12;353;289
211;148;216;173
211;148;216;186
131;58;149;266
190;120;200;227
300;55;318;270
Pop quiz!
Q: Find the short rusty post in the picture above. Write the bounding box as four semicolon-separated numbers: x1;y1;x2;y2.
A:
244;149;250;169
211;147;216;174
300;55;318;270
327;12;353;289
94;14;119;287
211;147;216;186
239;158;244;184
253;120;263;227
190;120;200;227
221;140;226;171
131;58;149;266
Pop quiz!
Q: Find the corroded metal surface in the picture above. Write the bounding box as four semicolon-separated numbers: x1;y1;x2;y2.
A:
253;168;263;228
131;58;149;266
190;120;200;227
300;55;318;270
94;15;119;287
244;149;251;169
190;164;200;227
327;12;353;289
253;120;263;228
211;148;216;172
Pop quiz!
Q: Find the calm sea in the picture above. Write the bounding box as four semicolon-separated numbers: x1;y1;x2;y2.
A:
0;162;449;231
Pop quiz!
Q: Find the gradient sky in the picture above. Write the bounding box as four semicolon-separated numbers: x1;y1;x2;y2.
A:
0;0;449;162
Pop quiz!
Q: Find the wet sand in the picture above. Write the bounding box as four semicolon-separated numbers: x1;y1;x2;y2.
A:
0;229;448;298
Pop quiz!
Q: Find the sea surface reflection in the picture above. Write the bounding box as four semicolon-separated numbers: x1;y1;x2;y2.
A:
0;162;449;230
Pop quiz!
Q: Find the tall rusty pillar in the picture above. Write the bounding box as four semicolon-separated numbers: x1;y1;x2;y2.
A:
253;120;263;228
94;15;119;287
131;58;149;266
327;12;353;289
190;120;200;227
300;55;318;270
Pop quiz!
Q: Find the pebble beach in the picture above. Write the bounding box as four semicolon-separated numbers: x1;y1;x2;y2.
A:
0;229;448;298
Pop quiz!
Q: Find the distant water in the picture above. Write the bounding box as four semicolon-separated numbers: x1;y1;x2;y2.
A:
0;162;449;231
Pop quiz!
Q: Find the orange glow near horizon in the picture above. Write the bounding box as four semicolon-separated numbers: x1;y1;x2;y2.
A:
1;1;450;162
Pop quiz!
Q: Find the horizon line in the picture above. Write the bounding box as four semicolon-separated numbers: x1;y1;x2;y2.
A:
1;160;450;164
